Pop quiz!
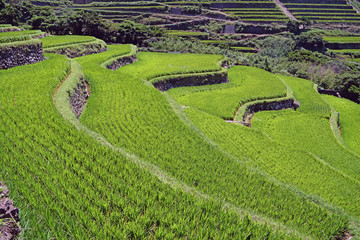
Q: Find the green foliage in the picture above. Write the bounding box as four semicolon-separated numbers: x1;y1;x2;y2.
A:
180;5;202;14
257;36;296;58
295;32;326;52
336;73;360;103
287;20;301;35
146;36;248;64
288;49;327;63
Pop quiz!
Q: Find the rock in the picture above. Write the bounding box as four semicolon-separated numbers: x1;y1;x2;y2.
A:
0;182;21;239
0;42;45;70
70;78;90;118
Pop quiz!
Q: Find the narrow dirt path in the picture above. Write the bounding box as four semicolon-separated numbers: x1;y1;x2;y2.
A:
273;0;297;21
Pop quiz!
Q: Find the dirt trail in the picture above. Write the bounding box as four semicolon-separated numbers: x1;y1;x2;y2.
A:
273;0;297;21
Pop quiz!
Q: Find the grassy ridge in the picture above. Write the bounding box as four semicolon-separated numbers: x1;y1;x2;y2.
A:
323;95;360;155
41;35;97;48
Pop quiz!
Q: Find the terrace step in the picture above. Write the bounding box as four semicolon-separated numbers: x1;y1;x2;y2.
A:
285;4;353;9
281;0;347;4
291;8;357;12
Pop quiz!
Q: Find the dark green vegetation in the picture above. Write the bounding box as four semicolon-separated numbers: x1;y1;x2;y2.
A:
284;0;360;23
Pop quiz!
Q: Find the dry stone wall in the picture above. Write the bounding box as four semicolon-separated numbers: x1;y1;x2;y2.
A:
70;78;90;118
318;88;341;98
106;55;137;70
242;99;299;124
153;71;228;91
0;42;45;70
0;182;20;240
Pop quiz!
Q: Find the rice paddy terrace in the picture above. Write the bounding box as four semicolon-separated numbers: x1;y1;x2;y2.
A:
1;31;360;239
25;0;360;26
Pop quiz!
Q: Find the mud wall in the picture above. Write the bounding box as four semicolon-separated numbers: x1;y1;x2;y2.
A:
153;71;228;91
0;42;44;70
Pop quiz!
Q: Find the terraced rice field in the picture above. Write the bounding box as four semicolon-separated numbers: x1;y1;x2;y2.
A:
323;95;360;155
2;40;360;239
40;35;107;57
281;0;360;23
166;30;209;39
326;36;360;62
66;0;360;24
72;2;166;22
0;30;45;44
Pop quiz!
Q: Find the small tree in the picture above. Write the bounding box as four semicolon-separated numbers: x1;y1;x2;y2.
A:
0;0;6;9
299;17;311;30
287;20;300;35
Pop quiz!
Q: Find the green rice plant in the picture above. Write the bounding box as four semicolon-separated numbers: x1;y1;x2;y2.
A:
323;95;360;155
170;66;287;119
0;47;300;240
0;30;44;44
166;30;209;37
76;47;354;239
252;75;360;184
0;39;41;48
41;35;97;48
324;36;360;43
43;38;107;57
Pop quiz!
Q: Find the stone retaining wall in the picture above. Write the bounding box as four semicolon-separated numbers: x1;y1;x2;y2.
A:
243;99;299;123
326;42;360;49
318;88;341;98
105;55;137;70
153;71;228;91
70;77;90;118
0;182;20;239
0;42;45;70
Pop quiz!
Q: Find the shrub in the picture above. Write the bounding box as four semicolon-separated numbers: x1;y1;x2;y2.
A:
295;32;326;52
